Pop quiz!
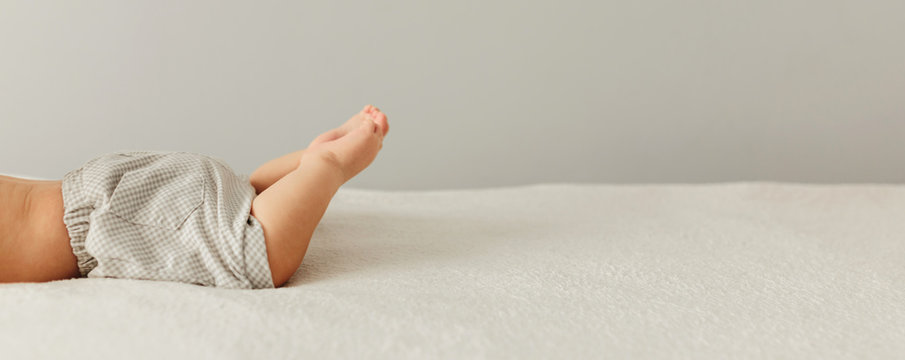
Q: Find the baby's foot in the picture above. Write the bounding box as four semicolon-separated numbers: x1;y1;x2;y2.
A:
304;106;389;182
308;105;389;148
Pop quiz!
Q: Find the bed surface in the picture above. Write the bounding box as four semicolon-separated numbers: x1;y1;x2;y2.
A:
2;183;904;359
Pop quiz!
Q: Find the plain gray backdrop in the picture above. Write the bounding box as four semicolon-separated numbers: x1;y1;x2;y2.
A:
1;0;903;190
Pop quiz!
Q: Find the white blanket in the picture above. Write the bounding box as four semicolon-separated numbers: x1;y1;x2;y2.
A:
2;183;904;359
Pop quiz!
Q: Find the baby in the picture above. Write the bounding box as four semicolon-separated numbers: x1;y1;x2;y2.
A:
0;105;389;288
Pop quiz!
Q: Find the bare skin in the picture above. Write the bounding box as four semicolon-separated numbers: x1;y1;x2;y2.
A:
0;105;389;287
251;105;389;287
0;176;81;282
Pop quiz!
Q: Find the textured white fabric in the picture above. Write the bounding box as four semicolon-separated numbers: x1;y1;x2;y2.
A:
2;183;904;359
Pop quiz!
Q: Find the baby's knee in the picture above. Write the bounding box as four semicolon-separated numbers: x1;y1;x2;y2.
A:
261;231;305;288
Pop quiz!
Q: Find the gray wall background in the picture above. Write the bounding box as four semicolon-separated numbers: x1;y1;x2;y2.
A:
1;0;903;190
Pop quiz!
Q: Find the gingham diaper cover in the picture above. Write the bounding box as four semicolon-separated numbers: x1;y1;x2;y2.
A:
60;151;275;289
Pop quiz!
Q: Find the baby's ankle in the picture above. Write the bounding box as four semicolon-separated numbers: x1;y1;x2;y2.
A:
298;151;349;184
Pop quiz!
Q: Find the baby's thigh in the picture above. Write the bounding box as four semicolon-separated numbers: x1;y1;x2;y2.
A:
251;196;307;288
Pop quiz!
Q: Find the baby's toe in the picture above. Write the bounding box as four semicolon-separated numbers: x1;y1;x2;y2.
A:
372;112;389;136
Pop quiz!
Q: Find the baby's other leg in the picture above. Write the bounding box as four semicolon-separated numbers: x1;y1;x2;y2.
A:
251;110;387;287
249;105;386;194
249;149;307;195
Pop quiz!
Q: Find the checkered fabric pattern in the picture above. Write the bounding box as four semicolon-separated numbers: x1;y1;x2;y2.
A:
61;151;275;289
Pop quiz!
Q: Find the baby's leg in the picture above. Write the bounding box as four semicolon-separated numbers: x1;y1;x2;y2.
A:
249;105;388;194
251;107;388;287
